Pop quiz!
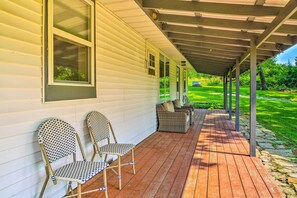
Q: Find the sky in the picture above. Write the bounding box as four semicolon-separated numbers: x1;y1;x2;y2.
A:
276;44;297;65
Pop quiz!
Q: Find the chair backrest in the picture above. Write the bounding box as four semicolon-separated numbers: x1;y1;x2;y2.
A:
86;111;110;142
37;118;76;163
174;99;181;108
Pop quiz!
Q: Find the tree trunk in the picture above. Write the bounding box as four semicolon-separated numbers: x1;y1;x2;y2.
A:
258;65;268;90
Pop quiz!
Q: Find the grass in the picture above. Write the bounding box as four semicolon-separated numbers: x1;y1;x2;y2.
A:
188;85;297;152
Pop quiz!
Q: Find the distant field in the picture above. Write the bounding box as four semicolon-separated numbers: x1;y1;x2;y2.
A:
188;85;297;150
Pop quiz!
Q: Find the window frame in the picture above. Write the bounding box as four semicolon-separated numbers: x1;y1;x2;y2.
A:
43;0;96;102
183;69;187;93
159;53;170;101
47;0;95;87
147;50;156;76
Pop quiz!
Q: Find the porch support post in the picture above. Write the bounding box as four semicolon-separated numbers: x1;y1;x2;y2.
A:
229;69;232;120
223;75;227;112
250;39;257;157
235;60;240;131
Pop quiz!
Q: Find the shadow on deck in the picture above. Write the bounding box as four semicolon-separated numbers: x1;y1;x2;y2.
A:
82;109;282;198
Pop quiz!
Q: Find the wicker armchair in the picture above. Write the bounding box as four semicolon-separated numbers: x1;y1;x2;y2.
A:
156;104;190;133
173;99;195;124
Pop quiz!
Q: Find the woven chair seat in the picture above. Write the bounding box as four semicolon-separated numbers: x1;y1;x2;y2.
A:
100;143;135;156
55;161;108;184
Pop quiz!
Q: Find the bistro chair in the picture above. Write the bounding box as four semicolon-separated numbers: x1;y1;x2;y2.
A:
37;118;109;198
86;111;136;190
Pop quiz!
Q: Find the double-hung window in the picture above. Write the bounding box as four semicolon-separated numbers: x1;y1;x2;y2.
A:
44;0;96;101
159;54;170;101
148;52;156;76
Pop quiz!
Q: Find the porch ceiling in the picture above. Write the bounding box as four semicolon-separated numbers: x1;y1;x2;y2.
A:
100;0;297;76
134;0;297;76
99;0;193;69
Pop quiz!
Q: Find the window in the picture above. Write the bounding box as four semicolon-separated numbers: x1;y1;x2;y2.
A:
176;66;180;99
183;69;187;93
44;0;96;101
148;52;156;76
159;54;170;100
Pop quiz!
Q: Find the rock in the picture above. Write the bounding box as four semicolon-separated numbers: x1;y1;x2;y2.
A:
271;172;287;182
274;159;297;167
258;142;274;149
275;140;284;144
266;149;293;157
288;177;297;184
271;154;291;160
277;145;286;149
293;184;297;192
280;186;297;196
260;156;270;162
289;173;297;178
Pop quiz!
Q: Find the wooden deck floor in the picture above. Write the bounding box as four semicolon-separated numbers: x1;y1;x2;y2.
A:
82;110;282;198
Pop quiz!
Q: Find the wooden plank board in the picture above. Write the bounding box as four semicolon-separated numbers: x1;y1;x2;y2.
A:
80;110;282;198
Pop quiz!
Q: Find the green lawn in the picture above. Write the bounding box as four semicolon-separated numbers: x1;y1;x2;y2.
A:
188;85;297;151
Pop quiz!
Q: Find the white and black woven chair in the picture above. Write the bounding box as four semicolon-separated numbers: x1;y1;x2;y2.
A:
37;118;109;198
86;111;136;190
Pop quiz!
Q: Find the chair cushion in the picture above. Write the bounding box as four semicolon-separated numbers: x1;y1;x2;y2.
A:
174;99;181;108
163;102;175;112
54;161;108;184
100;143;135;156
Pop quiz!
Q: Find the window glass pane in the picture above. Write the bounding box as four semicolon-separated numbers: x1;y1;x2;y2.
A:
54;36;89;83
148;68;155;75
53;0;91;40
165;59;170;99
159;57;165;100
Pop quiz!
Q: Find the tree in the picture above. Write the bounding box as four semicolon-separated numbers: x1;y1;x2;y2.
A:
295;56;297;66
258;65;268;90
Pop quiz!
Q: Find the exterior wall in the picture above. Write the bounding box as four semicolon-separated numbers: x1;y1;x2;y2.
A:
0;1;181;197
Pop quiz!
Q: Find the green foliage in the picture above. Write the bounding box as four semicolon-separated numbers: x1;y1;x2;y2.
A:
188;70;222;86
54;65;87;82
240;57;297;90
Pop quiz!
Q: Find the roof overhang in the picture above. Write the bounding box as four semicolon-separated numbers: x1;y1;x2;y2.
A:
100;0;297;76
99;0;194;70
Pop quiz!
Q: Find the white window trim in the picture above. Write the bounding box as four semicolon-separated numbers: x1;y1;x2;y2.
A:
47;0;95;87
147;50;156;76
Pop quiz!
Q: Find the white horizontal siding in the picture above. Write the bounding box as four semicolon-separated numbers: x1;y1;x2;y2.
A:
0;1;181;197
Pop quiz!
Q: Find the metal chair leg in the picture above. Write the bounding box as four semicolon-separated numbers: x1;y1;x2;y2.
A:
104;154;108;162
66;181;73;195
39;176;49;198
103;168;108;198
77;183;82;198
132;148;136;174
118;156;122;190
91;146;96;161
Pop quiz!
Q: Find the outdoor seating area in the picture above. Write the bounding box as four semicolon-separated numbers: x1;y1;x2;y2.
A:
156;101;192;133
1;0;296;197
77;109;282;197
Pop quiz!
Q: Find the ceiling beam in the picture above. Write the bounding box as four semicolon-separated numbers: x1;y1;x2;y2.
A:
174;40;247;52
158;14;297;35
182;50;236;60
178;46;243;57
185;55;233;63
168;32;250;47
163;24;253;40
163;24;293;44
169;32;288;51
233;0;297;71
141;0;281;16
176;43;274;58
256;0;297;48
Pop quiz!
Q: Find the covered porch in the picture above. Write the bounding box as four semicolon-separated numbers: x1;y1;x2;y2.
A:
82;110;282;197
